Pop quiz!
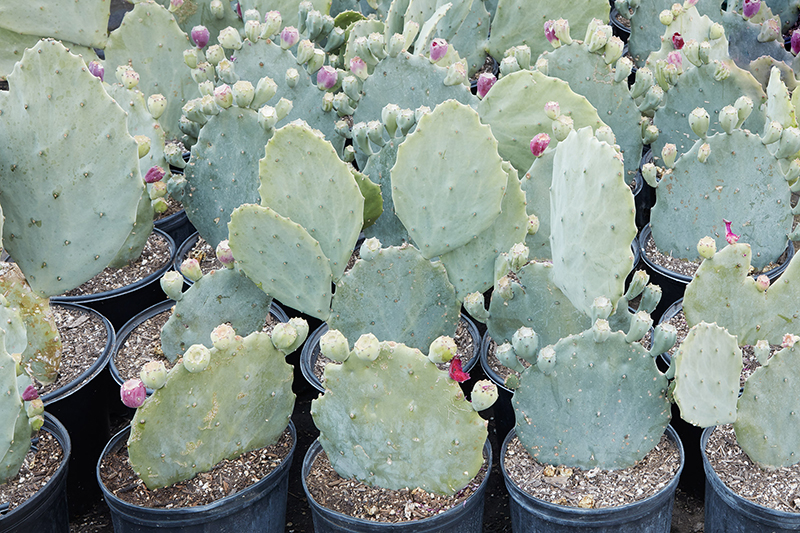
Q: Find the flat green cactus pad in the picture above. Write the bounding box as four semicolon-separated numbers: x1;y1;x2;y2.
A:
128;328;295;489
0;40;144;297
549;128;637;317
391;100;507;259
259;121;364;281
229;204;333;320
477;69;606;181
160;268;273;362
0;0;110;49
671;322;742;427
684;243;800;346
651;129;792;270
239;0;332;17
311;339;486;495
0;344;34;485
514;329;671;470
520;150;553;259
152;0;241;41
361;140;411;247
734;343;800;467
328;245;460;351
0;27;43;78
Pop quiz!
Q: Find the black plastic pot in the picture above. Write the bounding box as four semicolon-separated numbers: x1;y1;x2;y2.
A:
609;6;631;41
634;150;655;230
43;302;115;518
155;210;195;252
0;414;71;532
502;425;683;532
478;332;516;448
98;422;296;533
302;438;492;532
300;316;482;394
470;55;500;93
701;426;800;532
51;228;177;331
638;224;794;322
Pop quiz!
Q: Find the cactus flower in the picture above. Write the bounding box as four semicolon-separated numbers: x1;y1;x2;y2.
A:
191;25;210;49
792;30;800;55
755;275;770;292
667;50;683;71
544;20;559;45
476;73;496;99
215;239;234;268
181;258;203;282
140;361;167;390
87;60;104;81
316;65;338;90
120;379;146;408
530;133;550;157
280;26;300;49
782;333;800;348
350;56;368;80
144;166;165;184
429;38;447;62
743;0;760;19
671;32;684;50
723;219;739;244
21;385;38;401
448;357;470;382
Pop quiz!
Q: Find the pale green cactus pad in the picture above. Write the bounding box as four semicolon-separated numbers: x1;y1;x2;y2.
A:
440;0;491;76
229;204;333;320
514;328;670;469
128;327;295;489
549;127;637;317
311;336;487;495
361;140;411;247
0;39;144;297
0;330;37;484
239;0;332;17
477;69;606;180
328;244;460;351
151;0;241;40
734;342;800;467
259;121;364;281
160;268;273;362
0;27;43;78
0;0;110;49
520;150;553;259
391;100;507;259
671;322;742;428
683;243;800;346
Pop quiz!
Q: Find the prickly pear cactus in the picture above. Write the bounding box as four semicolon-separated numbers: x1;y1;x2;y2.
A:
670;322;742;428
734;341;800;467
328;243;460;351
0;0;110;49
240;0;332;18
513;324;671;469
360;139;410;246
152;0;241;40
683;242;800;346
128;325;299;489
310;334;487;495
0;27;44;78
519;150;553;259
0;39;144;297
160;268;273;361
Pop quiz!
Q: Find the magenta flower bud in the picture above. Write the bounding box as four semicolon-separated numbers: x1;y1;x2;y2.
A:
743;0;760;19
191;25;210;49
87;60;104;82
280;26;299;49
120;379;146;408
530;133;551;157
667;50;683;70
755;275;770;292
316;65;338;90
448;358;470;383
215;239;234;268
544;20;559;45
21;385;39;401
723;218;739;244
144;166;166;184
350;56;368;80
476;72;496;99
792;30;800;55
671;32;684;50
429;38;447;62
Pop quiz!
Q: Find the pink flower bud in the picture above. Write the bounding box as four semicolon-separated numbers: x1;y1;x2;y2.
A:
782;333;799;348
215;239;234;267
671;32;684;50
316;65;338;90
280;26;299;49
667;50;683;70
191;25;210;49
792;30;800;55
181;258;203;282
87;61;104;82
743;0;760;19
723;218;739;244
22;385;39;401
530;133;551;157
448;358;470;383
476;72;496;98
544;20;559;45
144;166;166;184
430;38;447;62
755;275;770;292
120;379;146;408
169;0;184;12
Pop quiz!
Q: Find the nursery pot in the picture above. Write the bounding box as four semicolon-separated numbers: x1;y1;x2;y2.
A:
634;150;655;230
97;422;296;533
51;228;177;331
155;209;195;252
478;332;516;446
0;414;71;533
501;425;684;532
301;438;492;532
701;426;800;532
43;302;115;518
300;316;482;394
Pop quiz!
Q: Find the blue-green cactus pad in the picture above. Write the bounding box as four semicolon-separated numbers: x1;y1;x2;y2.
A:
362;140;411;247
0;0;110;49
239;0;332;18
520;150;553;259
160;268;274;362
258;121;364;281
0;340;35;484
229;204;333;320
514;328;671;469
311;339;486;495
152;0;241;42
328;245;460;351
391;100;507;259
650;130;792;270
0;40;144;297
0;27;44;78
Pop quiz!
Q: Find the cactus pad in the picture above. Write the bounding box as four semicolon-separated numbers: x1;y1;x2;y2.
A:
0;0;110;49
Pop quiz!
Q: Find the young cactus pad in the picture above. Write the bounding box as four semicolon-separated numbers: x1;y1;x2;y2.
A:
310;334;487;495
128;326;298;489
513;326;671;470
0;39;144;297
